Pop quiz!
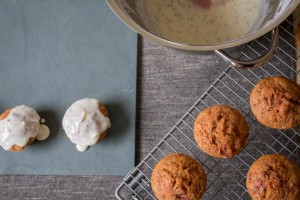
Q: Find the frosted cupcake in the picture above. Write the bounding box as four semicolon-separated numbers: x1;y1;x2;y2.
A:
0;105;50;152
62;98;111;152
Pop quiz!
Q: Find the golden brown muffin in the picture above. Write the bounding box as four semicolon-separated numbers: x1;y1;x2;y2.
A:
0;108;12;120
296;21;300;48
97;103;109;142
151;153;207;200
295;20;300;86
250;76;300;129
246;154;300;200
0;107;39;152
194;105;249;158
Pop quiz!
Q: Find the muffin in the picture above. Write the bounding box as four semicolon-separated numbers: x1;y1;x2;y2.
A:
62;98;111;152
0;105;49;152
151;153;207;200
296;20;300;48
295;20;300;85
250;76;300;129
194;105;249;158
246;154;300;200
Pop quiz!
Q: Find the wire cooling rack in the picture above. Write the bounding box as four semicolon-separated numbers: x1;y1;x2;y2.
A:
115;17;300;200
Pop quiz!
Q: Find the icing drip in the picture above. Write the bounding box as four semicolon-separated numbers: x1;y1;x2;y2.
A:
76;145;89;152
37;124;50;141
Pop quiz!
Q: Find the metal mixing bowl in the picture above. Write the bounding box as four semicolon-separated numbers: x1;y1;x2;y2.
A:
107;0;300;68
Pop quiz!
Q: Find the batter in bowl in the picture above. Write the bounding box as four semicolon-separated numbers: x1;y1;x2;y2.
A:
144;0;262;44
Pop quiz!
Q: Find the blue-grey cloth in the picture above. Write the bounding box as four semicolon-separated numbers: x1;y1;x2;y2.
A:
0;0;137;175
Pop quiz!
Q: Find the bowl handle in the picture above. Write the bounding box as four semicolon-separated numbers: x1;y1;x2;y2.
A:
214;28;279;69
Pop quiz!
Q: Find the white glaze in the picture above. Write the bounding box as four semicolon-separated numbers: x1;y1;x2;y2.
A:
0;105;40;150
145;0;261;44
62;98;111;151
76;145;89;152
37;124;50;141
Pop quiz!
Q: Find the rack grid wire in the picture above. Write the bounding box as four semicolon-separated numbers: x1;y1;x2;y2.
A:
115;16;300;200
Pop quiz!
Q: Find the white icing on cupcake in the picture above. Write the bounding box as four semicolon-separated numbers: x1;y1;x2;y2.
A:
62;98;111;152
0;105;41;150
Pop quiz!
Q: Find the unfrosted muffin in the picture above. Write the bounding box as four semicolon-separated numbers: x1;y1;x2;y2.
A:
0;105;49;152
250;76;300;129
151;153;207;200
62;98;111;152
246;154;300;200
194;105;249;158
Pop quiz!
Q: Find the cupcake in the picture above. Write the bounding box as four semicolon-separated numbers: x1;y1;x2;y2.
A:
194;105;249;158
250;76;300;129
62;98;111;152
151;153;207;200
0;105;49;152
246;154;300;200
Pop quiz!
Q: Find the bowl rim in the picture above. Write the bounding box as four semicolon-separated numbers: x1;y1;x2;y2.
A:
107;0;300;51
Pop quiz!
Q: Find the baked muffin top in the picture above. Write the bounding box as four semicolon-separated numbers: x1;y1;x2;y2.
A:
250;76;300;129
194;105;249;158
151;153;207;200
246;154;300;200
